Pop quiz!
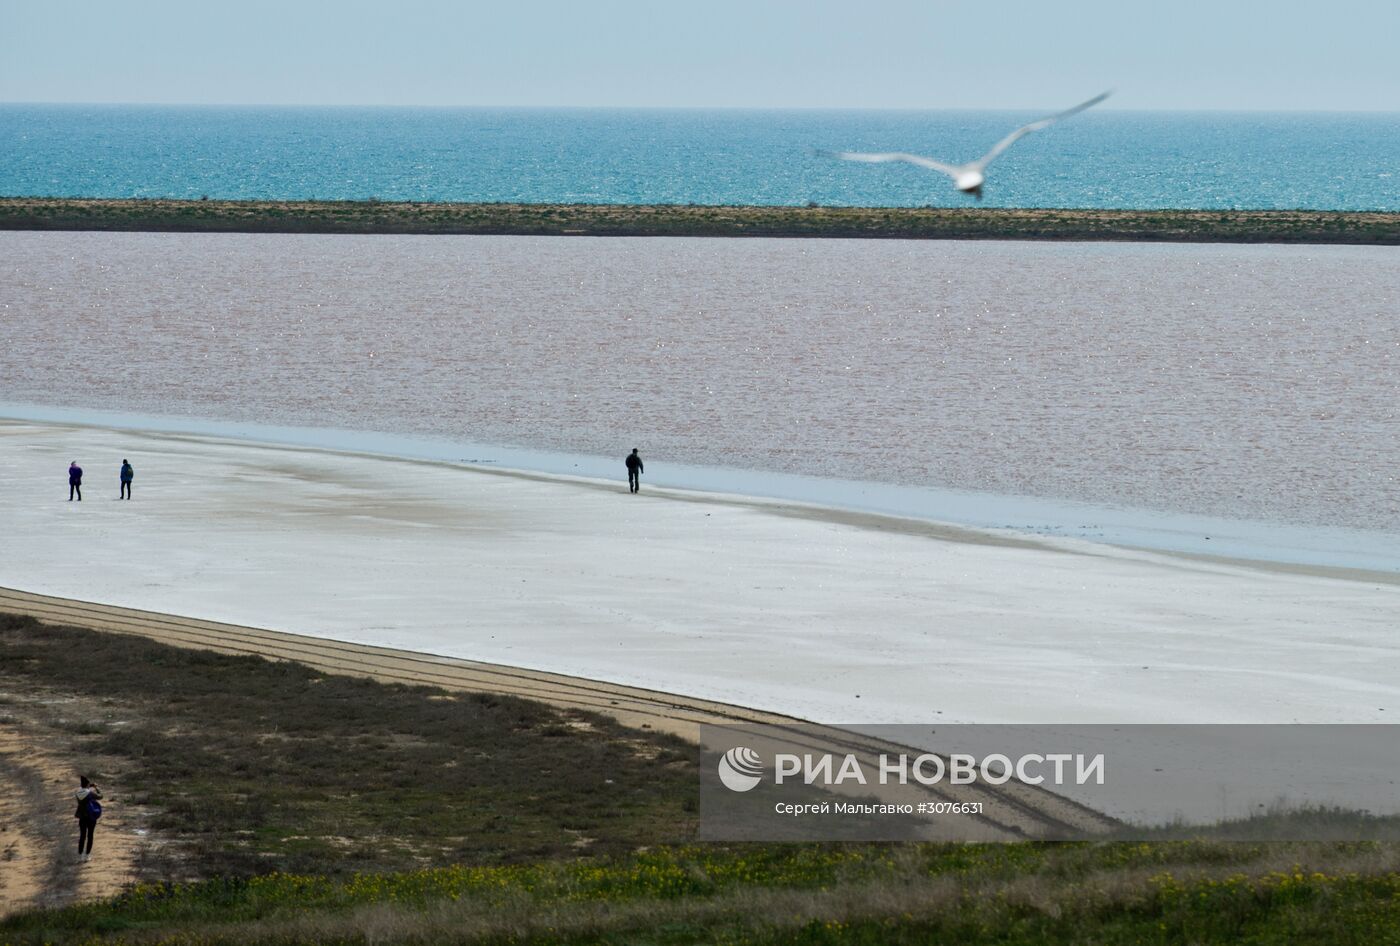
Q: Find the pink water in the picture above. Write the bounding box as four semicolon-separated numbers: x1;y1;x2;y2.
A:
2;231;1397;532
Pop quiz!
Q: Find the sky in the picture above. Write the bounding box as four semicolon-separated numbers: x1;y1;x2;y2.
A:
3;0;1398;111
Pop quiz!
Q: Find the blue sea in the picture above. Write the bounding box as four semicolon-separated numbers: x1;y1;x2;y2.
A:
2;104;1397;210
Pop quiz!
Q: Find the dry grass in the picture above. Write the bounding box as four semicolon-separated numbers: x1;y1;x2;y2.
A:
0;612;697;881
6;610;1400;944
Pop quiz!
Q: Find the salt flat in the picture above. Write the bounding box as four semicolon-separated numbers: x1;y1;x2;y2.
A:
2;420;1397;725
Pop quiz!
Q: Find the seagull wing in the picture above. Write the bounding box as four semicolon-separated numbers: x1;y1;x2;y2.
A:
821;150;962;181
971;91;1112;170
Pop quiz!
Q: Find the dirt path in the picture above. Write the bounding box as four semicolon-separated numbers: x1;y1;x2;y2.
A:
0;729;50;911
0;585;1120;851
0;726;140;915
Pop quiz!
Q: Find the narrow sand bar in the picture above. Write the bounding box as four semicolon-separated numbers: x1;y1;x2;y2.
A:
3;420;1398;725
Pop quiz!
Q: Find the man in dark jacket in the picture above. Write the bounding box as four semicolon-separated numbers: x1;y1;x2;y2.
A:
120;459;134;500
625;448;643;494
68;461;83;501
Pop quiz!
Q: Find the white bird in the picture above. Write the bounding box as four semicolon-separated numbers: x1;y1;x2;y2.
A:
822;91;1111;199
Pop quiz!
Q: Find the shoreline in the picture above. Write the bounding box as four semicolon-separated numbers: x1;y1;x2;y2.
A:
3;198;1399;244
3;418;1398;726
0;590;1119;847
0;585;801;743
4;404;1397;576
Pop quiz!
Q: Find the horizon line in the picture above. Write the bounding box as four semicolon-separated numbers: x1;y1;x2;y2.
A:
4;100;1399;115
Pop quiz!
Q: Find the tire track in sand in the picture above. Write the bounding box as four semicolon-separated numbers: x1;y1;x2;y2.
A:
0;586;1120;844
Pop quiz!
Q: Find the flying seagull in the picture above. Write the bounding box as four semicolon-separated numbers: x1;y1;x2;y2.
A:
822;91;1111;199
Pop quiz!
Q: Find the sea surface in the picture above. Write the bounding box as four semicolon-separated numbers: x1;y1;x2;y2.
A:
2;231;1398;569
2;104;1398;210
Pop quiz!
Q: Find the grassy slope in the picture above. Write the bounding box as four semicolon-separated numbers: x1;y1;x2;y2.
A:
0;614;696;879
2;198;1399;243
7;840;1400;944
3;613;1399;944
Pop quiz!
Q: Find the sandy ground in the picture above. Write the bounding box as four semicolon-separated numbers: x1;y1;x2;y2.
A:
3;417;1399;897
0;718;141;915
0;586;1119;847
0;586;806;743
0;589;836;917
1;419;1398;728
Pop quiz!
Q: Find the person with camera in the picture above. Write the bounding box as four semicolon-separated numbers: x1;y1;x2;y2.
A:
74;775;103;862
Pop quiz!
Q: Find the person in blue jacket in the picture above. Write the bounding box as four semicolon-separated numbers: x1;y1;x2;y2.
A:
119;459;134;500
68;461;83;501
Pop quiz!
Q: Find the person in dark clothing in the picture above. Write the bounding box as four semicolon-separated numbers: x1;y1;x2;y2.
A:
119;459;134;500
625;448;644;494
68;461;83;502
74;775;102;862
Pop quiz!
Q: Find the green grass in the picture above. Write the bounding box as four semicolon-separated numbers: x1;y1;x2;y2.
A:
1;198;1398;243
4;612;1399;944
5;843;1400;944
